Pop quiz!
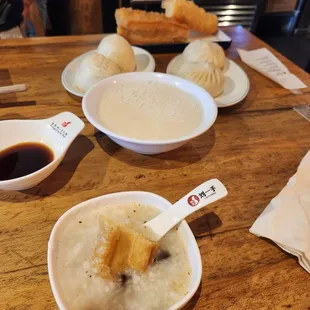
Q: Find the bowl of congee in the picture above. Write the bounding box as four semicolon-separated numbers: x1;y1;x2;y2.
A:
82;72;217;154
48;191;202;310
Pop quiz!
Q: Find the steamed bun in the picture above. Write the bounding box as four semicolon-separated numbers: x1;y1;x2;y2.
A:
75;53;121;93
183;40;225;70
175;62;224;97
97;34;135;73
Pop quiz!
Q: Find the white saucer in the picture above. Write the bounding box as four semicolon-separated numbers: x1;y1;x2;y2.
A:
167;55;250;108
62;46;156;97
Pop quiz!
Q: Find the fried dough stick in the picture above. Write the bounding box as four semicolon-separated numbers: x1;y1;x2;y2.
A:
93;217;159;279
117;26;188;44
115;8;189;44
162;0;218;35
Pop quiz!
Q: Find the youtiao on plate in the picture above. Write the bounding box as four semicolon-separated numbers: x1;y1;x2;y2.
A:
162;0;218;34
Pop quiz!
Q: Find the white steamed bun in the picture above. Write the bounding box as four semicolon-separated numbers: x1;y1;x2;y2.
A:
183;40;225;70
175;61;224;98
75;52;121;93
97;34;136;73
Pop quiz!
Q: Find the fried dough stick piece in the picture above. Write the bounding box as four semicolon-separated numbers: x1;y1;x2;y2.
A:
117;26;188;44
162;0;218;35
93;216;159;279
115;7;189;35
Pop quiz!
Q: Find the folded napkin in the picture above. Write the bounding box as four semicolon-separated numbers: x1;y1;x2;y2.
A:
250;151;310;273
237;48;306;92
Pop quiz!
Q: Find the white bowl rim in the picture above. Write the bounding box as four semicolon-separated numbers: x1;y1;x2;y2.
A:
47;191;202;310
82;72;218;146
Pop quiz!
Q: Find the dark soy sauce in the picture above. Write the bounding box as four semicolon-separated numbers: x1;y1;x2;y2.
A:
0;142;54;181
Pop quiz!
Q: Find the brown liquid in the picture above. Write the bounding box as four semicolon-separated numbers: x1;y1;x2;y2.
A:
0;142;54;181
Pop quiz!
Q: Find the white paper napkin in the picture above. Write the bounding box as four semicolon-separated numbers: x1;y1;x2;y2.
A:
237;48;307;92
250;151;310;273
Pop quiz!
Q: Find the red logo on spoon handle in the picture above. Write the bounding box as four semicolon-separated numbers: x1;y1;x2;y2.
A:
187;195;200;207
61;121;71;127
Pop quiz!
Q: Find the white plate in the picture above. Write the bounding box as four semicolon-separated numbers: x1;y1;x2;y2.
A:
62;46;156;97
167;55;250;108
188;29;232;43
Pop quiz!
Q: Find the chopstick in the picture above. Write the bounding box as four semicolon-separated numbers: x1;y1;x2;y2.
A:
0;84;27;94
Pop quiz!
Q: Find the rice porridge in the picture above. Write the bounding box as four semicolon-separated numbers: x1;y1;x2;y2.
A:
98;80;203;140
54;203;192;310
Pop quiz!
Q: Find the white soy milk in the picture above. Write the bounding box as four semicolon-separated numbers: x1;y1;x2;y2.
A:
99;80;203;140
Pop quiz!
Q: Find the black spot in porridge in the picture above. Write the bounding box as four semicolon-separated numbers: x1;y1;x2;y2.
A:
121;274;131;287
155;249;171;262
79;221;82;224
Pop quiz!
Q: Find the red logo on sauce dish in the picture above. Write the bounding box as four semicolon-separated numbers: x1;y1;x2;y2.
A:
187;195;200;207
61;121;71;128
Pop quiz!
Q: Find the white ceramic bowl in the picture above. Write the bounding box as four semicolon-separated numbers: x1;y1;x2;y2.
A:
0;112;84;191
48;191;202;310
82;72;218;155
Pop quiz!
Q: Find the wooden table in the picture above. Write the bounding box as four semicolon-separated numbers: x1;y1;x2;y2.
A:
0;27;310;309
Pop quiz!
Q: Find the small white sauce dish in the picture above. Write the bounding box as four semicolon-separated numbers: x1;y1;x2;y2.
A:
82;72;218;155
48;191;202;310
0;112;84;191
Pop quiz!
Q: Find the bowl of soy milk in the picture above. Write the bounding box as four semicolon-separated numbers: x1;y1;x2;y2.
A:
82;72;217;154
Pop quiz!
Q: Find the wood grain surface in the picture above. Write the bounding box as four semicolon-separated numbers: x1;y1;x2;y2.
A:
0;27;310;309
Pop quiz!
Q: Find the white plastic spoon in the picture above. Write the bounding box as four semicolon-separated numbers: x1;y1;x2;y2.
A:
144;179;228;241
